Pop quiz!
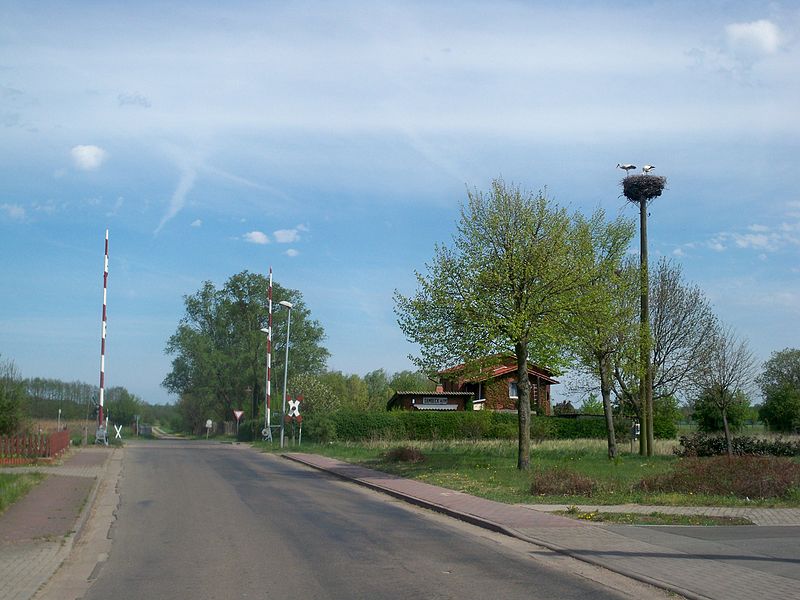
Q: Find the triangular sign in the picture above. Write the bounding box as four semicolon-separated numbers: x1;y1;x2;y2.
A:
233;410;245;421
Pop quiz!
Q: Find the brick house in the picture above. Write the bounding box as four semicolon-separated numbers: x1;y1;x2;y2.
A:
439;357;557;415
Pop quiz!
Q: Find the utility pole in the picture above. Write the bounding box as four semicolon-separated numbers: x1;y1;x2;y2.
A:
622;169;666;456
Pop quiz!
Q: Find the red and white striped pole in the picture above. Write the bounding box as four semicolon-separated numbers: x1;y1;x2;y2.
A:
265;267;273;436
98;229;109;426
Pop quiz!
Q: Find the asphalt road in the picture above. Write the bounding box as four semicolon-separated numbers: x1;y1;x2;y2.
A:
83;441;656;600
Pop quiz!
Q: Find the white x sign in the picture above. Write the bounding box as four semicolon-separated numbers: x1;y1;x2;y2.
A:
114;424;123;439
288;399;300;417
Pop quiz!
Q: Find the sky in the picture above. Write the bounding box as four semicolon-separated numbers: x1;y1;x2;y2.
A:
1;1;798;406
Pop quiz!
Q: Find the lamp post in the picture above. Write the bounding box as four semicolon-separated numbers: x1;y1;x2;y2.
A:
278;300;293;448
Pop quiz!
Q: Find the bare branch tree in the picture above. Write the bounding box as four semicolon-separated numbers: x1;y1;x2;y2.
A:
692;324;756;455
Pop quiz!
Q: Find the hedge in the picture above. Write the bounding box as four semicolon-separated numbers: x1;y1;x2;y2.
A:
302;410;629;442
675;433;800;457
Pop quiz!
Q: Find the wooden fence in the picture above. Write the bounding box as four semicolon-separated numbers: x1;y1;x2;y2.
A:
0;430;71;465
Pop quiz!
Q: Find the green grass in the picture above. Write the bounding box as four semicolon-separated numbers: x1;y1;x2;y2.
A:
0;472;46;514
259;438;800;508
558;508;753;526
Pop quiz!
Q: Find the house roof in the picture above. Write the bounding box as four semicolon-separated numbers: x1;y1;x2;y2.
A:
439;356;559;385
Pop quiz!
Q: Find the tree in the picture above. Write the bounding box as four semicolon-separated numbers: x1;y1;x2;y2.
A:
612;259;718;454
579;394;603;415
758;348;800;396
105;386;143;425
693;388;749;434
759;385;800;433
287;373;341;416
364;369;391;409
163;271;329;433
395;179;630;470
757;348;800;432
389;371;435;395
0;357;26;435
318;371;369;410
691;324;756;455
569;216;637;459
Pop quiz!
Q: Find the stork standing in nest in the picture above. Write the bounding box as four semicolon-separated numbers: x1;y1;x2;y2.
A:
617;163;636;175
642;164;655;174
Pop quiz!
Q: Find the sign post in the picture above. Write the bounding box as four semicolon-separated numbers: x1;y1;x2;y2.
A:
233;410;244;436
205;419;213;440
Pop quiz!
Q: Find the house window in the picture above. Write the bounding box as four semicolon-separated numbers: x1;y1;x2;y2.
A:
508;382;518;399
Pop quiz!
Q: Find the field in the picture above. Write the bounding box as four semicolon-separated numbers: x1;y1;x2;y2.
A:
259;437;800;508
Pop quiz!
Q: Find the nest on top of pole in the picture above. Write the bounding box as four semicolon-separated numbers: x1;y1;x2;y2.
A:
622;174;667;204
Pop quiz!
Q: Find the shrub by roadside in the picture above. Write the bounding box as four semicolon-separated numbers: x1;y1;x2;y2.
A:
383;446;426;463
637;456;800;499
531;466;597;497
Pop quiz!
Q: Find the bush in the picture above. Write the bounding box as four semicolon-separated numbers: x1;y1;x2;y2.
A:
531;467;598;497
637;456;800;499
676;432;800;457
383;446;426;463
303;414;337;443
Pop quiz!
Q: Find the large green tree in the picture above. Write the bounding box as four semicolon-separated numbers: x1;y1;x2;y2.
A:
758;348;800;432
163;271;329;433
570;233;637;459
395;179;630;470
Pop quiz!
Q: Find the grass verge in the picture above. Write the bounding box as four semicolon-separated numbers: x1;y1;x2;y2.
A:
0;472;46;514
558;508;753;526
259;438;800;508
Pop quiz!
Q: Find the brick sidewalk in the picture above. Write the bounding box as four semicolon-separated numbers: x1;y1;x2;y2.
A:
0;447;114;600
285;452;800;600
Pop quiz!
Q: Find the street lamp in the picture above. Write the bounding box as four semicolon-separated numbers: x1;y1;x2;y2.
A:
278;300;293;448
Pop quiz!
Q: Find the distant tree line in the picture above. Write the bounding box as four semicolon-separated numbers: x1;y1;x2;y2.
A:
0;354;175;435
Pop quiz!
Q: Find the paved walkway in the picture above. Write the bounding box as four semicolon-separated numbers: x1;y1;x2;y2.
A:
285;453;800;600
0;447;117;600
523;503;800;526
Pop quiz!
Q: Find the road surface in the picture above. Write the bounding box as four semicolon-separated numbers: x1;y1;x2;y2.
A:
83;441;665;599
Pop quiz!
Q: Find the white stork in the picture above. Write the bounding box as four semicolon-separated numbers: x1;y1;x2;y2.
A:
642;164;655;174
616;163;636;175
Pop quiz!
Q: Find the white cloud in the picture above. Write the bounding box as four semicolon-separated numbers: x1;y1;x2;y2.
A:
191;219;202;228
708;238;726;252
296;223;310;232
725;20;781;59
0;203;26;220
243;231;269;245
748;224;769;232
274;228;300;243
155;165;196;234
70;145;108;171
672;247;685;257
285;248;299;257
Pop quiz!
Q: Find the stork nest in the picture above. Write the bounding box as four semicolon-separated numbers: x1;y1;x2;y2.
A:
622;175;667;203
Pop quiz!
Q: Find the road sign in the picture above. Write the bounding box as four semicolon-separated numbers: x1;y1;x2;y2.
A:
233;410;244;422
288;399;300;417
205;419;213;429
114;424;123;439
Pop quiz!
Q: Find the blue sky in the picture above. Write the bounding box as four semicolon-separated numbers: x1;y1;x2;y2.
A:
1;1;798;405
